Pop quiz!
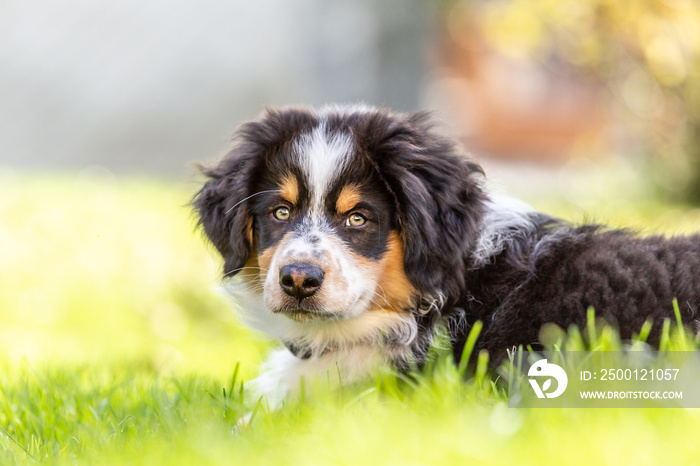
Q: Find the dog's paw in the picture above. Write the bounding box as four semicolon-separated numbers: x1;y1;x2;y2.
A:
245;348;300;410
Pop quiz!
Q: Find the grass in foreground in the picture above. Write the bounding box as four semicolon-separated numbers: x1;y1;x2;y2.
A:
2;327;700;465
2;171;700;464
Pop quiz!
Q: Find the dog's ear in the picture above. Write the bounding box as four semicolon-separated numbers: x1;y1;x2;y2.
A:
193;107;319;276
369;111;486;300
193;144;258;277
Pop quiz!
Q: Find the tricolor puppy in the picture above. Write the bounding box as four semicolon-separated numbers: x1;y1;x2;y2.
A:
194;105;700;404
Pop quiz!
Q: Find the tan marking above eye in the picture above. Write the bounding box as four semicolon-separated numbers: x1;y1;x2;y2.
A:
336;184;362;214
279;175;299;205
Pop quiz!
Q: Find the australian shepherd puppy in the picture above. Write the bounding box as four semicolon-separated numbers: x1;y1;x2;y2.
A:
194;105;700;405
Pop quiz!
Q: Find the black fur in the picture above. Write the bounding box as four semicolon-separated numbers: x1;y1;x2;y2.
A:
193;150;254;276
194;105;700;372
457;226;700;363
352;110;487;300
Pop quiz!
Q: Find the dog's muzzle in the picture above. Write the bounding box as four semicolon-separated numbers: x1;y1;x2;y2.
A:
279;263;324;300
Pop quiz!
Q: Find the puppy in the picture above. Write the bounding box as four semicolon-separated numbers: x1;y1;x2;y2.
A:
194;105;700;404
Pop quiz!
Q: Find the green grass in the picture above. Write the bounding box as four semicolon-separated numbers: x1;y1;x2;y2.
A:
2;171;700;464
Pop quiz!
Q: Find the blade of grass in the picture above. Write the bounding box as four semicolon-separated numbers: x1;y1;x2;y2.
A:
228;361;241;400
458;320;483;376
475;350;489;389
587;306;597;349
673;298;688;349
0;425;35;460
636;318;653;343
660;318;671;351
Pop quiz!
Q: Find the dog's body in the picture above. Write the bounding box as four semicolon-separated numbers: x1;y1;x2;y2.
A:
194;105;700;404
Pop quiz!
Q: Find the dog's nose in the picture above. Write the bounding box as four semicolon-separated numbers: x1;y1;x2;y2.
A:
279;264;324;300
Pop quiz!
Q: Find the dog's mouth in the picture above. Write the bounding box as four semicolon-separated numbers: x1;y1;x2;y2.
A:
273;307;337;322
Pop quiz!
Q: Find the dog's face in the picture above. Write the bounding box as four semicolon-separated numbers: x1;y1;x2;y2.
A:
195;106;485;330
249;127;413;322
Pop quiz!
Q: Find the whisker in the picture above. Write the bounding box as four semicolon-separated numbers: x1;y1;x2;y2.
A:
223;265;270;277
372;283;396;311
369;296;396;313
244;286;265;293
224;190;277;214
373;295;398;313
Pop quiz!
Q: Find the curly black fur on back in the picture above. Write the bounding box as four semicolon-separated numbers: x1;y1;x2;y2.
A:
452;219;700;364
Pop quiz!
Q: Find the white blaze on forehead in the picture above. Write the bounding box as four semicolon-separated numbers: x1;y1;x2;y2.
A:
295;123;354;213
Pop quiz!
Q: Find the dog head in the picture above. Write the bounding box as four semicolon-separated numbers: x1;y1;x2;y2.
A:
194;105;485;341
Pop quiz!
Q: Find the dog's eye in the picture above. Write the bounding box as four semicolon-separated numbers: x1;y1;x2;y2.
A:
273;206;291;221
345;213;366;227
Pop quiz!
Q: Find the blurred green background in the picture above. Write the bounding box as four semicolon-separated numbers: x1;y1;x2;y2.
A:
0;173;264;379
